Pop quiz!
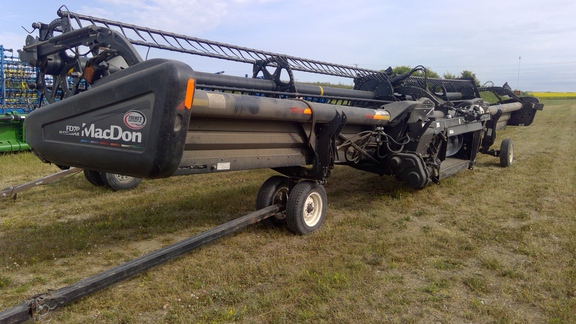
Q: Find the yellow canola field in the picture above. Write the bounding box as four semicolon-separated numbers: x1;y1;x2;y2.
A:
528;92;576;99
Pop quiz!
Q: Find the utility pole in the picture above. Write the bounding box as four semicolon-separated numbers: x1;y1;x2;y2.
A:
516;56;521;90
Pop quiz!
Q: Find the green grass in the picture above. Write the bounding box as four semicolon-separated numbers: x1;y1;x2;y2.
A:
1;98;575;323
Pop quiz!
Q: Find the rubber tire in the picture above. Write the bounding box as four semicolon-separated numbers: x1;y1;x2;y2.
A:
100;172;142;191
499;139;514;167
256;176;290;226
446;134;463;157
286;181;327;235
84;169;105;186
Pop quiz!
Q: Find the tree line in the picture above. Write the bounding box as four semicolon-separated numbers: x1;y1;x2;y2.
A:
391;65;480;86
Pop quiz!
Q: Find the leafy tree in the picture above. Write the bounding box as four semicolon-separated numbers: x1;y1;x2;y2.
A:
425;69;440;78
391;65;439;78
443;72;457;79
459;70;480;86
391;65;412;75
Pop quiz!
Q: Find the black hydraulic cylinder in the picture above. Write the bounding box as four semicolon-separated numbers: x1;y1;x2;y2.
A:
296;83;375;100
194;71;376;100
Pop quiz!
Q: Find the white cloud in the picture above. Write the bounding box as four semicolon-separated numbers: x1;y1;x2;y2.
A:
0;32;28;55
3;0;575;91
83;0;230;35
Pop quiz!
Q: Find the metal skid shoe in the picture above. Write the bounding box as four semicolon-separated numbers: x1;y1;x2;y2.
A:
256;176;327;235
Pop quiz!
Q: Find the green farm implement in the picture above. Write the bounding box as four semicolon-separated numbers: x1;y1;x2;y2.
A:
0;45;39;152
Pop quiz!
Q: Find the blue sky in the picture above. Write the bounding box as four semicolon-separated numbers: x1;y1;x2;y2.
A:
1;0;575;91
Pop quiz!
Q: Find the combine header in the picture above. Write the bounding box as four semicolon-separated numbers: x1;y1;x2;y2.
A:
17;8;543;234
0;8;546;321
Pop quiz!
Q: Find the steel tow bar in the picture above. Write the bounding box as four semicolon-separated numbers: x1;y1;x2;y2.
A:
0;204;282;323
1;167;82;199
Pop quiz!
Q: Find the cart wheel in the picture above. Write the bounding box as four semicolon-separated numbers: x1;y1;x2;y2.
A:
84;169;105;186
499;139;514;167
286;181;327;235
100;172;142;191
256;176;290;226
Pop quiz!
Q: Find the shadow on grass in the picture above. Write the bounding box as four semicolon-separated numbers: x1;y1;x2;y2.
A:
0;178;269;268
0;165;442;270
325;166;421;207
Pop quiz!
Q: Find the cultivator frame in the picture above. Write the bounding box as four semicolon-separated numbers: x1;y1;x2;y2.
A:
0;45;40;152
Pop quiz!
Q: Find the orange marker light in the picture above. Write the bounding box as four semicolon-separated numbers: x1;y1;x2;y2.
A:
184;78;195;109
84;66;95;84
290;107;312;115
365;113;390;120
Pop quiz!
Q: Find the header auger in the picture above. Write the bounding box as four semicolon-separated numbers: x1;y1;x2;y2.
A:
17;8;543;234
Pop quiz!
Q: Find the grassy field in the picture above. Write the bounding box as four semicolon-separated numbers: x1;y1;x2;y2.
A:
1;99;575;323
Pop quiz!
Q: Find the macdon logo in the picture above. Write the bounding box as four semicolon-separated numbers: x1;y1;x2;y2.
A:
123;110;147;130
81;123;142;143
